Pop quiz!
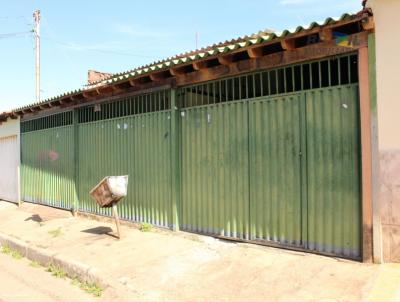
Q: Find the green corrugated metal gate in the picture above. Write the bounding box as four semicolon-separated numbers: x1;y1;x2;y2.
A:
181;101;250;238
249;94;303;247
78;110;172;227
180;85;360;258
21;113;76;209
178;54;361;259
20;54;361;259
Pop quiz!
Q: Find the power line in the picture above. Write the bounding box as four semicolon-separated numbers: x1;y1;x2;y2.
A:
41;35;158;59
0;15;26;20
0;30;33;39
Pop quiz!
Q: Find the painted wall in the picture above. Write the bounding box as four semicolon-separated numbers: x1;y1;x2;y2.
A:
0;118;20;139
367;0;400;262
368;0;400;149
0;117;20;203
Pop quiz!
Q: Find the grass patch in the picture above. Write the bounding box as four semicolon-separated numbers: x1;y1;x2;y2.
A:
47;264;67;279
0;245;23;259
30;260;42;268
48;227;63;238
139;223;152;232
71;277;103;297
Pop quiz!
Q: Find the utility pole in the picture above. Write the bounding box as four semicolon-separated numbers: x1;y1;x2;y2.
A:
33;10;41;103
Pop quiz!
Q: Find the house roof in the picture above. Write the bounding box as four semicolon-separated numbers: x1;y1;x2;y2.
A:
1;10;371;122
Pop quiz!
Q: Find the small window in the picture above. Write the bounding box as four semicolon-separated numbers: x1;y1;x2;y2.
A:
302;64;311;90
270;70;277;95
294;66;302;91
330;59;339;86
311;62;320;89
285;67;293;93
262;72;269;96
247;75;254;99
340;56;350;85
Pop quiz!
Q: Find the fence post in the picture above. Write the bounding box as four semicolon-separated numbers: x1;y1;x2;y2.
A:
72;109;79;216
170;89;181;231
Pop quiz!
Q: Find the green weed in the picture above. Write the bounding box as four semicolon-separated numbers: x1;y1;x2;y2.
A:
139;223;152;232
1;245;23;259
48;227;63;238
47;264;67;279
71;277;103;297
30;260;42;268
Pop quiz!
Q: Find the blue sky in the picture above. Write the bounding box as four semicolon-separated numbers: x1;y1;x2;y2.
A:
0;0;362;112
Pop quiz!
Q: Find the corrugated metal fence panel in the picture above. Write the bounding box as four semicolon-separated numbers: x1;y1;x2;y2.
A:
77;112;172;228
249;94;303;247
21;126;76;209
0;135;19;203
181;101;250;239
306;84;361;259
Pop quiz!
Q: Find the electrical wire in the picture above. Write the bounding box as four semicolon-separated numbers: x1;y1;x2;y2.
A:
0;16;26;20
41;35;158;59
0;30;33;39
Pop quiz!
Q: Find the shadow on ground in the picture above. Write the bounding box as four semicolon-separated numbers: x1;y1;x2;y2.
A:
24;214;43;223
81;226;118;239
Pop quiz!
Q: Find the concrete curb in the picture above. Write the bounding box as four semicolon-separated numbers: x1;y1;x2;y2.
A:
0;232;109;288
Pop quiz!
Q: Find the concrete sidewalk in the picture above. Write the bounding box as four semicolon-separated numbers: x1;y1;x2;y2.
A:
0;201;398;302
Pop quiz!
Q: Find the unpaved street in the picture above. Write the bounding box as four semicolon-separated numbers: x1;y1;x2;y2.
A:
0;253;110;302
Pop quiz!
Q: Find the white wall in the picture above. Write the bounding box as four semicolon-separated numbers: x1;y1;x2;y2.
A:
367;0;400;149
0;118;20;139
367;0;400;262
0;117;20;203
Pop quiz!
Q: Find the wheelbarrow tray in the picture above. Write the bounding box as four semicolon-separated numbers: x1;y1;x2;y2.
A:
89;176;128;208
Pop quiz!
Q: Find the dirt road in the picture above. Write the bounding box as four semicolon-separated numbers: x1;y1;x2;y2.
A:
0;253;109;302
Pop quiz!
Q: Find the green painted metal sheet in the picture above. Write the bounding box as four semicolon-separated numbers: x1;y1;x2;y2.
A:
21;126;76;209
77;112;172;228
249;94;303;247
181;101;250;239
305;84;361;259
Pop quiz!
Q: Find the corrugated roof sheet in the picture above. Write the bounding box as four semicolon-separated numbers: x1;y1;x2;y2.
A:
13;13;358;112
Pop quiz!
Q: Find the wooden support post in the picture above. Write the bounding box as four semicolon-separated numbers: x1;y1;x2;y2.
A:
112;203;122;239
359;46;374;263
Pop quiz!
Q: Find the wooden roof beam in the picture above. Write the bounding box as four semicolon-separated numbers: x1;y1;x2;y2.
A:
96;86;113;94
128;78;139;86
149;72;167;81
192;61;209;71
247;46;264;58
281;38;296;51
319;28;333;42
82;91;95;99
218;54;234;66
39;103;51;110
170;67;187;77
361;16;374;30
112;85;124;92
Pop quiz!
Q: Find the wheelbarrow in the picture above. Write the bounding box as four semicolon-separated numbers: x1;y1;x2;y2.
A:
89;175;128;239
